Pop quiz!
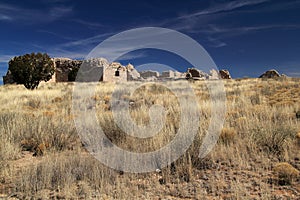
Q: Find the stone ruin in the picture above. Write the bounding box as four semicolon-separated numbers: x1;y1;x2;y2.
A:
185;68;231;80
51;58;82;82
185;68;209;80
219;69;232;79
3;57;137;84
3;57;234;84
259;69;281;79
53;58;132;83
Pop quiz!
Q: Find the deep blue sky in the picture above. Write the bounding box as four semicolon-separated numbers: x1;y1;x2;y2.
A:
1;0;300;84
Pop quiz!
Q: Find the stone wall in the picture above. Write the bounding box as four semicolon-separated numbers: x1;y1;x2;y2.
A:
2;56;235;84
160;70;175;78
140;70;160;79
52;58;83;82
103;62;127;82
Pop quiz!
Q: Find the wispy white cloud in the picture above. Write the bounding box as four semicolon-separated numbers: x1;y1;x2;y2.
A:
207;37;227;48
0;3;73;24
36;30;75;41
48;48;89;59
49;6;72;20
160;0;300;48
197;23;300;48
48;29;166;61
0;14;12;21
0;55;16;63
278;61;300;77
203;24;300;35
153;0;273;48
117;51;148;61
286;72;300;77
61;32;116;48
0;3;17;11
41;0;71;3
177;0;270;19
71;19;105;29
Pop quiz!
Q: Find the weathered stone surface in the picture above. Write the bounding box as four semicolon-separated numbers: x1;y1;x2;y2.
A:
3;57;229;83
127;69;140;81
174;71;184;79
52;58;83;82
185;68;208;80
219;70;232;79
209;69;220;80
160;70;175;78
103;62;127;82
126;63;140;81
126;63;134;71
140;70;160;79
259;69;281;78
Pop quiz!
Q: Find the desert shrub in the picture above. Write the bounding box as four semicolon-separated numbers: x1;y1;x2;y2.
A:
249;94;261;105
0;137;21;161
27;98;41;109
219;127;237;144
52;97;63;103
15;152;115;198
8;53;54;90
249;126;295;155
273;162;299;185
0;112;80;155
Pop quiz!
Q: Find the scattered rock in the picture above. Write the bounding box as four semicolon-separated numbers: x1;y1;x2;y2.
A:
259;69;281;78
186;68;208;80
159;178;166;185
219;70;232;79
155;168;162;174
140;70;159;79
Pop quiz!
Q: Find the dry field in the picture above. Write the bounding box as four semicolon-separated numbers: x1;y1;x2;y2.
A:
0;78;300;199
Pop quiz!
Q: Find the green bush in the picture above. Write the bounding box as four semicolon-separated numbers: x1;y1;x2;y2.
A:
8;53;54;89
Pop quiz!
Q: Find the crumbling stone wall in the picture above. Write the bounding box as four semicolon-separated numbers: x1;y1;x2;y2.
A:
52;58;83;82
160;70;175;79
103;62;127;82
140;70;160;79
3;56;236;84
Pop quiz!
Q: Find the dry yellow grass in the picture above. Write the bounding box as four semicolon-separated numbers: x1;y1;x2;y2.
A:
273;162;300;185
0;78;300;199
296;132;300;146
220;127;237;144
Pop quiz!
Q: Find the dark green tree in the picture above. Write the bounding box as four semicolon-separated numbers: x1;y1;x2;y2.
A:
8;53;54;89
